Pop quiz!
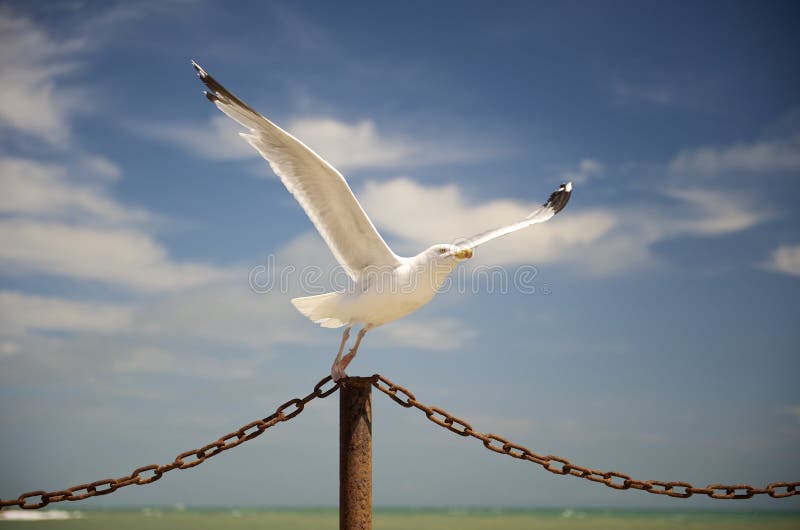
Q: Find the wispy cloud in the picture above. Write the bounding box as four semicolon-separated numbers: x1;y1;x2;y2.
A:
141;113;491;173
0;156;148;223
662;188;767;237
1;157;230;296
0;290;132;337
380;318;477;351
611;77;674;106
138;114;259;161
559;158;603;185
77;154;122;181
0;218;233;292
0;8;85;147
131;278;313;349
765;244;800;278
111;346;262;380
0;11;235;294
670;134;800;176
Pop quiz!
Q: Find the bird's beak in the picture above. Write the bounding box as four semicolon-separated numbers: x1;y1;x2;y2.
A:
454;248;473;260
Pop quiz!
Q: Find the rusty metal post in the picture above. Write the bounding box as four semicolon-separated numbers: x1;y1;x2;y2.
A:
339;377;373;530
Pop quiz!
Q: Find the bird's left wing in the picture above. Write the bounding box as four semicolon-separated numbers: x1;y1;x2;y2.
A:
191;61;401;281
458;182;572;250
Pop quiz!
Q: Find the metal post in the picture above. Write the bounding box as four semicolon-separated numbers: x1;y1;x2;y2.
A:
339;377;373;530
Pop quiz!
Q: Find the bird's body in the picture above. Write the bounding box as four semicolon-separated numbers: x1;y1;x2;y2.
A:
192;61;572;380
292;245;460;329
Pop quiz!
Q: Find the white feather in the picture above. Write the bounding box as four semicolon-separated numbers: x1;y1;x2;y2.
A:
193;61;400;281
459;182;573;249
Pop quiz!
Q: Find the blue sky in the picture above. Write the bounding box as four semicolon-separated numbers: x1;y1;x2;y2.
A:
1;0;799;510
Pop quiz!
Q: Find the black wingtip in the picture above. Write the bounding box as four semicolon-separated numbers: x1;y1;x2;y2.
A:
190;59;207;77
190;62;261;115
543;181;572;214
191;61;226;103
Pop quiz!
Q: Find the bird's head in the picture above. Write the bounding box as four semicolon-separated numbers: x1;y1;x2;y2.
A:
425;244;474;261
412;244;474;288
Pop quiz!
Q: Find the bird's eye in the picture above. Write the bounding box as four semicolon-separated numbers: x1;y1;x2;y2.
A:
439;248;447;254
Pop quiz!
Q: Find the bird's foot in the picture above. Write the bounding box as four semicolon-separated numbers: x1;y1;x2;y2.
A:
340;347;358;370
331;324;368;382
331;361;348;382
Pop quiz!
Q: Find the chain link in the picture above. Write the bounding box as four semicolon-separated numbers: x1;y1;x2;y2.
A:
3;372;797;510
0;375;339;510
372;374;798;501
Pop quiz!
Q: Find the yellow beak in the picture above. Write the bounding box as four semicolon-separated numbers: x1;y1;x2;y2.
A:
454;248;473;260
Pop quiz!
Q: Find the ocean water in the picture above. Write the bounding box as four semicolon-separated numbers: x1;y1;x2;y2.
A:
1;508;799;529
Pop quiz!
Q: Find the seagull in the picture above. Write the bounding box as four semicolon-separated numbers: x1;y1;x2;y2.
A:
192;61;572;381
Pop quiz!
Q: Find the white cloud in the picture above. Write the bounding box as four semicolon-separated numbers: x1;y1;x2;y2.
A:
0;156;148;223
670;135;800;176
359;177;618;266
78;154;122;181
357;177;767;274
287;117;415;171
0;8;85;146
0;157;235;294
144;114;487;173
0;9;241;372
661;188;767;237
0;10;235;295
765;244;800;278
612;78;674;105
0;219;233;292
380;318;477;351
132;279;313;349
0;233;318;380
0;290;132;337
0;153;232;295
560;158;603;185
111;346;260;380
140;114;259;161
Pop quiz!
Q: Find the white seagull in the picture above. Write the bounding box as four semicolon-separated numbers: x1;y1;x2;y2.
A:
192;61;572;381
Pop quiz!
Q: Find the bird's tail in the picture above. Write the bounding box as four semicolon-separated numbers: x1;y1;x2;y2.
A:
291;291;347;328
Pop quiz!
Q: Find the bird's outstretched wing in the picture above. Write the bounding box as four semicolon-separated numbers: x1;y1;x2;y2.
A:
192;61;401;280
458;182;572;250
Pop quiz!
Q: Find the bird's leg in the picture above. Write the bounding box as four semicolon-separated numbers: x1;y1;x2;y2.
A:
339;325;371;373
331;326;352;382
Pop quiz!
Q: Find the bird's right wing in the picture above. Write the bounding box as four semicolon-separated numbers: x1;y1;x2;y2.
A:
458;182;572;250
192;61;401;280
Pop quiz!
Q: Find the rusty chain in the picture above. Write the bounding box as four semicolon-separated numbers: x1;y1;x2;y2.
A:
371;374;798;501
3;372;797;510
0;375;339;510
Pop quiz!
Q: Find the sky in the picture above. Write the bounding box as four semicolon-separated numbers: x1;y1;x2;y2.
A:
1;0;799;510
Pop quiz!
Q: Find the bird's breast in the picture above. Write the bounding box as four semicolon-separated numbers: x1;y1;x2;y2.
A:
345;265;444;325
